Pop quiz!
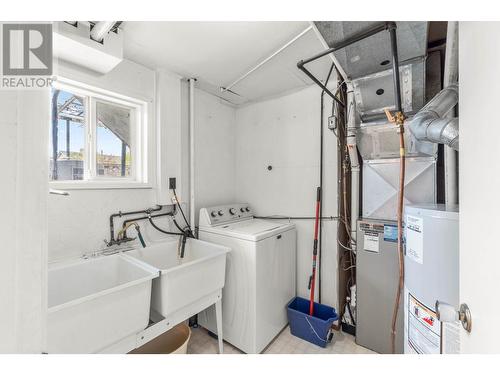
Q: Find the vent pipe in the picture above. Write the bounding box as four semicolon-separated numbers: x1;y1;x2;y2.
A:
90;21;117;43
408;84;459;151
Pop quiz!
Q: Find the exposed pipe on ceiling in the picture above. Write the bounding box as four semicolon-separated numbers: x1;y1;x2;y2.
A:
90;21;117;43
221;25;312;93
309;22;348;82
408;84;459;151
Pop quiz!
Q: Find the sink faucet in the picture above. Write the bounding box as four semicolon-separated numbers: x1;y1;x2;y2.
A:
115;222;147;248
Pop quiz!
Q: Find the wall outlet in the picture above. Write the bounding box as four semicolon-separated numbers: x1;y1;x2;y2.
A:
169;177;176;190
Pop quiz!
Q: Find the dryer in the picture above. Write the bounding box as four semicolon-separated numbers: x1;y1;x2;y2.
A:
197;204;297;353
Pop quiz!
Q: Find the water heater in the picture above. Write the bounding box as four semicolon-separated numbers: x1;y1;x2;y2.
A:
404;204;459;354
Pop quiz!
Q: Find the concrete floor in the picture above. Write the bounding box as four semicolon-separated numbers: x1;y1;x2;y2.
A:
187;325;376;354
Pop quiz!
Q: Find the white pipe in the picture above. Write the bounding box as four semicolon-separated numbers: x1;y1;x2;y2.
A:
189;79;196;233
222;26;312;93
443;21;459;205
90;21;116;42
346;82;359;249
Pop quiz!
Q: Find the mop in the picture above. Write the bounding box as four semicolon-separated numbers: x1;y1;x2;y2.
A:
308;187;321;316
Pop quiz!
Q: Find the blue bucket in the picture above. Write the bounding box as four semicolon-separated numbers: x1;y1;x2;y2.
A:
287;296;339;348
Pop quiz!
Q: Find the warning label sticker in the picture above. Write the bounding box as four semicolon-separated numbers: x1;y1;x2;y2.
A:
363;231;379;253
406;215;424;264
442;321;461;354
407;294;440;354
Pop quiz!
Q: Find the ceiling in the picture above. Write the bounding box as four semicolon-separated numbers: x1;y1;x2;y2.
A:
121;21;333;105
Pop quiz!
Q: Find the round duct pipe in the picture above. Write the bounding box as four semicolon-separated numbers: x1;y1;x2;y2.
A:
90;21;117;43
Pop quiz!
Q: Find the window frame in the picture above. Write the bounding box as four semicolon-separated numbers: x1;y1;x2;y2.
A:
49;78;151;190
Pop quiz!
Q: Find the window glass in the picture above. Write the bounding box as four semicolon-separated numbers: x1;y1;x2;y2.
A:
49;83;144;185
96;101;132;178
49;89;86;181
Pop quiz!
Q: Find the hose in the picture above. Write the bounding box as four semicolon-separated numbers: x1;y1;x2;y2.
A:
172;189;194;237
148;217;184;236
172;218;187;234
135;227;147;248
173;218;195;242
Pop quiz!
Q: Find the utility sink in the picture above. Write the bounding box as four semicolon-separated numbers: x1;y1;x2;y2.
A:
47;254;158;353
126;238;230;318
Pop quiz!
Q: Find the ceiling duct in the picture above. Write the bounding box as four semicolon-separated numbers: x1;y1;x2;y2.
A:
90;21;118;43
315;21;428;121
314;21;428;79
53;21;123;74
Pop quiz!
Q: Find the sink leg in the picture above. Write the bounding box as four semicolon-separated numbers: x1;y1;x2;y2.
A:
215;299;223;354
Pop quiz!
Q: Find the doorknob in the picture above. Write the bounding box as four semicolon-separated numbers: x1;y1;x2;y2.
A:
435;300;472;333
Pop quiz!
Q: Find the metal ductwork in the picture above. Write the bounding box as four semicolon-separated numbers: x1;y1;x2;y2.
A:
313;22;439;221
314;21;428;121
54;21;124;74
90;21;118;42
408;84;459;151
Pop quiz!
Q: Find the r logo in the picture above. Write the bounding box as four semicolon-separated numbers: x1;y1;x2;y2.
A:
2;23;52;76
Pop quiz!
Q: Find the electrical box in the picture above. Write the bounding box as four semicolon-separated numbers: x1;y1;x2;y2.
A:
356;218;403;354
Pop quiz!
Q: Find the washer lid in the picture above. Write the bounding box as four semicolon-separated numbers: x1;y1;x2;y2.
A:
200;219;295;241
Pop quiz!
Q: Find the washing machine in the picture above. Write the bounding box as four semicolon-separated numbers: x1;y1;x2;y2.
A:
197;204;297;354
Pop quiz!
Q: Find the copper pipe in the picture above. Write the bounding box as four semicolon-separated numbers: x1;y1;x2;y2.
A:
391;115;406;354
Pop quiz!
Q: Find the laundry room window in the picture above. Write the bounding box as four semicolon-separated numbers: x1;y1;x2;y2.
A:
49;79;149;189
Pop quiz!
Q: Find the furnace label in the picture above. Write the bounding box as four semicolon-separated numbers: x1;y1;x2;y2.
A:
363;231;379;253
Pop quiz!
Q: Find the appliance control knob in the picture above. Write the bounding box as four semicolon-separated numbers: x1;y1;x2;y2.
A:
245;207;250;212
218;210;224;216
240;208;245;213
210;211;217;218
229;208;236;215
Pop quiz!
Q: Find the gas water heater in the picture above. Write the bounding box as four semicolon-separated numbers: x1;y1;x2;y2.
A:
404;204;459;354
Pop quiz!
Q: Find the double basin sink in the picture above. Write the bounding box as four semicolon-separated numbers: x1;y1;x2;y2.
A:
47;239;229;353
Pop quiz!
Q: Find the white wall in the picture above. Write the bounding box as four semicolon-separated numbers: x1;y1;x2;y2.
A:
459;22;500;353
192;88;236;225
156;69;184;205
48;62;237;261
0;90;49;352
48;60;183;261
234;85;339;308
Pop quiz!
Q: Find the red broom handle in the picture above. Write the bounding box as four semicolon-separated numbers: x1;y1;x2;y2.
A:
309;187;321;316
